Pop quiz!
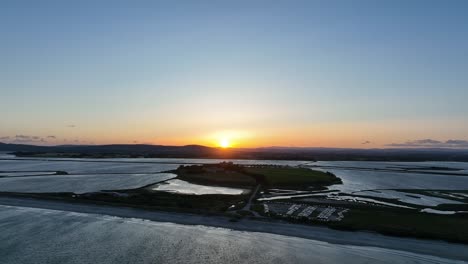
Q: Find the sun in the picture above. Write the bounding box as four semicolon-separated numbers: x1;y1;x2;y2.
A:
219;138;231;148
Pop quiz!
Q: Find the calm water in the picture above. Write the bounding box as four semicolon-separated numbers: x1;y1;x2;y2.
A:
0;173;176;194
300;161;468;209
0;205;463;264
310;161;468;192
0;158;180;174
152;179;248;195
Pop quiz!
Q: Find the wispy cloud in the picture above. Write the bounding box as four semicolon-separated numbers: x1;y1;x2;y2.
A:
67;125;76;128
0;136;9;140
361;140;371;145
47;135;57;139
387;139;468;148
12;135;47;144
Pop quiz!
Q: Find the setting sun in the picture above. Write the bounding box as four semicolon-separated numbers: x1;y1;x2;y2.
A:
219;138;231;148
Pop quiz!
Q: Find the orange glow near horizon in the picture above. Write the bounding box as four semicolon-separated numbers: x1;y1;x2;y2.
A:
13;119;468;149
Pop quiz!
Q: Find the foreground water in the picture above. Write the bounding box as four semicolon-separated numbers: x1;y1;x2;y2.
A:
0;205;464;264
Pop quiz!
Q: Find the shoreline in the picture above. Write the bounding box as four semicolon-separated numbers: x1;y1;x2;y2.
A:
0;196;466;262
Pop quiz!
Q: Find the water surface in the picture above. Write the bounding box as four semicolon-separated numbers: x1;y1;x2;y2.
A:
0;205;463;264
152;179;249;195
0;173;175;194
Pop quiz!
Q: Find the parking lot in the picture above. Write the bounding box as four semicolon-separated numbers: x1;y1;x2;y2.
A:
263;202;348;222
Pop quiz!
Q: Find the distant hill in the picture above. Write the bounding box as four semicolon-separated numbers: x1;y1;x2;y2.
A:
1;142;468;161
0;143;219;159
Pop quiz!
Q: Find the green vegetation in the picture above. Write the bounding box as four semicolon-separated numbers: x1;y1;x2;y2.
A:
79;190;248;213
245;166;341;188
250;203;265;214
259;196;468;244
331;208;468;243
175;163;256;188
173;163;341;190
435;203;468;211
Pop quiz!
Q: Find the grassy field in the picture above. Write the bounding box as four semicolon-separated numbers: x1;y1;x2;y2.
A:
178;171;256;187
245;167;341;188
173;163;341;189
174;164;256;188
331;208;468;243
78;190;249;213
256;197;468;244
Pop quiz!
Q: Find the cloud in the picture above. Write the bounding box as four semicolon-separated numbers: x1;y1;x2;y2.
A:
413;139;441;145
361;140;371;145
13;139;45;144
47;135;57;139
0;136;9;140
387;139;468;148
67;125;76;128
12;135;47;144
446;139;468;145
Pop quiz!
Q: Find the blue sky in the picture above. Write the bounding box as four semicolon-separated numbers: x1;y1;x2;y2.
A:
1;1;468;147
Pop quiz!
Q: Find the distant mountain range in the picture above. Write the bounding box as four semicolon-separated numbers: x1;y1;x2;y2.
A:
2;142;468;161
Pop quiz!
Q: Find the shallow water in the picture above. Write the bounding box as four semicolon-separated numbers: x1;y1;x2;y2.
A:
330;169;468;192
0;159;180;174
353;190;462;207
0;205;463;264
327;195;416;209
420;208;457;215
0;172;58;177
312;161;468;172
152;179;249;195
0;173;176;194
297;161;468;208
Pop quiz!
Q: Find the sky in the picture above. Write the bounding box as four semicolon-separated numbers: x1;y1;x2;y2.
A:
1;1;468;148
